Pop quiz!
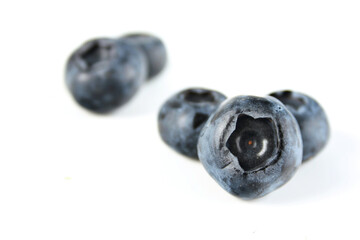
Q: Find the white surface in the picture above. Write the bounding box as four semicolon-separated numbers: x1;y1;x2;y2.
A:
0;0;360;239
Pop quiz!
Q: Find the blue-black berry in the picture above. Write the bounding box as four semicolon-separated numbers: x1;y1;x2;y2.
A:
269;90;330;162
158;88;226;159
121;33;167;79
197;96;302;199
65;38;147;113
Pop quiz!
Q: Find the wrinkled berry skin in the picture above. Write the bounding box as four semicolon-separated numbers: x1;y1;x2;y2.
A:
197;96;303;200
65;38;147;113
121;33;167;79
269;90;330;162
158;88;227;159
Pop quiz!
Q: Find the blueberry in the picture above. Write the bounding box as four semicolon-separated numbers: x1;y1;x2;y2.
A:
158;88;227;159
269;90;330;162
121;33;167;79
197;96;302;199
65;38;147;113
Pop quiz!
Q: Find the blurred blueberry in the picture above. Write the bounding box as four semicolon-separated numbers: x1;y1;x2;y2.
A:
269;90;330;162
158;88;226;159
197;96;302;199
121;33;167;79
65;38;147;113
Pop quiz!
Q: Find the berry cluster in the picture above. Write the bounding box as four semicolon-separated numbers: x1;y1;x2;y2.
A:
65;34;330;200
158;89;329;199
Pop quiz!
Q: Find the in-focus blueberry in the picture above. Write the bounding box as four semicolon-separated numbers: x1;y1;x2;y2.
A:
158;88;227;159
65;38;147;113
197;96;302;199
269;90;330;162
121;33;167;79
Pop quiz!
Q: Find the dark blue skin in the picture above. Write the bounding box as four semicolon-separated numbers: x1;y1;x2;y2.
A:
158;88;227;159
269;90;330;162
197;96;303;199
121;33;167;79
65;38;147;113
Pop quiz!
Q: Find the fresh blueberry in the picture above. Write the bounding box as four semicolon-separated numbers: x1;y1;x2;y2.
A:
65;38;147;113
269;90;330;162
158;88;227;159
121;33;167;79
197;96;303;199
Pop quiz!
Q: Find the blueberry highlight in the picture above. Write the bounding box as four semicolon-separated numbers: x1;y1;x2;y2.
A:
269;90;330;162
121;33;167;79
197;96;302;199
158;88;227;159
65;38;147;113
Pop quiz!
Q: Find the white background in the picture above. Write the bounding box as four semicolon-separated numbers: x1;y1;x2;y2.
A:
1;0;359;239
